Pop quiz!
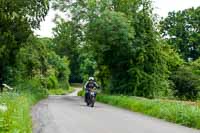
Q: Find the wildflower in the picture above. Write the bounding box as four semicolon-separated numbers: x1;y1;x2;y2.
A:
2;84;13;90
0;104;7;112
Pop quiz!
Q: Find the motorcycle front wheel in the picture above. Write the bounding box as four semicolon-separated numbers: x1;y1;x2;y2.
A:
91;97;95;107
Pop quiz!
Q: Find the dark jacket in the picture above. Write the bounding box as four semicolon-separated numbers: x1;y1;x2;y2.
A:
84;81;99;91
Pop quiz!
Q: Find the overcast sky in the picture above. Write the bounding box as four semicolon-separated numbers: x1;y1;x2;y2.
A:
35;0;200;37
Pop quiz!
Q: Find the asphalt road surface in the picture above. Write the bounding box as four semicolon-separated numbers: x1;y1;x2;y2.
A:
32;90;200;133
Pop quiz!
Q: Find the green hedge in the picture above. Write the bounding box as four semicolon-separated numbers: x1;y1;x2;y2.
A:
96;95;200;129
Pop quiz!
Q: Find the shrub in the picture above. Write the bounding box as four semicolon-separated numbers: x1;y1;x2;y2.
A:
46;74;59;89
15;78;48;102
170;66;200;100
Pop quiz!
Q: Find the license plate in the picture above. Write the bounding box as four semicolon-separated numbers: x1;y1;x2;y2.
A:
91;92;95;95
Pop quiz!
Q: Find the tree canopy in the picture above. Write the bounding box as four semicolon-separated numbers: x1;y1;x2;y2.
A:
52;0;184;98
0;0;49;82
160;7;200;61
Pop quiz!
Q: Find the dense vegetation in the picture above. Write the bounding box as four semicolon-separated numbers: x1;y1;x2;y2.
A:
0;0;70;132
0;0;200;131
160;7;200;100
53;0;200;100
160;7;200;61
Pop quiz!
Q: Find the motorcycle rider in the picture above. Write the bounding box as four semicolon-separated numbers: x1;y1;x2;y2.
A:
84;77;99;102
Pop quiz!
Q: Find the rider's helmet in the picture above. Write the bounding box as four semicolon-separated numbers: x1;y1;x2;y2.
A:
88;77;94;81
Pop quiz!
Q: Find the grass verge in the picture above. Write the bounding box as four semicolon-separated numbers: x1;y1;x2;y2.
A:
0;92;47;133
96;94;200;129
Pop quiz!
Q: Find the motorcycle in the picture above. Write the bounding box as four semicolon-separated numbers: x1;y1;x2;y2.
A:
86;88;97;107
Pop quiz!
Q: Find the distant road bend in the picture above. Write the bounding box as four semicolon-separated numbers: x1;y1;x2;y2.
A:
32;88;200;133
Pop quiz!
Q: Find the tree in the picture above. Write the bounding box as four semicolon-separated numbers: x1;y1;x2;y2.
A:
53;20;82;83
87;10;134;93
0;0;49;83
79;49;96;81
15;36;70;90
160;7;200;61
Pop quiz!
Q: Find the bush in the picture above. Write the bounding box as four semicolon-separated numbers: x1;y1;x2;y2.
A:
47;53;70;90
170;66;200;100
97;95;200;129
15;78;48;102
46;74;59;89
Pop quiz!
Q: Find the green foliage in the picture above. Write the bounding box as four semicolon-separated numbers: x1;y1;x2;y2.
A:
160;7;200;61
46;52;71;89
79;51;96;82
0;93;32;132
0;0;49;83
53;20;82;83
46;74;59;89
0;0;73;132
85;1;182;98
170;60;200;100
53;0;183;98
15;78;48;101
159;6;200;100
190;58;200;75
97;95;200;129
160;44;184;71
1;0;200;131
0;81;48;133
0;0;49;29
128;43;183;98
14;37;70;90
88;10;134;92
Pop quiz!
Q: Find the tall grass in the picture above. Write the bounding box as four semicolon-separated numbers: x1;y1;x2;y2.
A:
0;93;32;132
0;79;48;132
0;77;73;132
96;95;200;129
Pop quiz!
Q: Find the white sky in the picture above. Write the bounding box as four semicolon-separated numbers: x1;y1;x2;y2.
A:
34;0;200;38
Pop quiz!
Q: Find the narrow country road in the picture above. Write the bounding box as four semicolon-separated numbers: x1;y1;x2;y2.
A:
32;88;200;133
